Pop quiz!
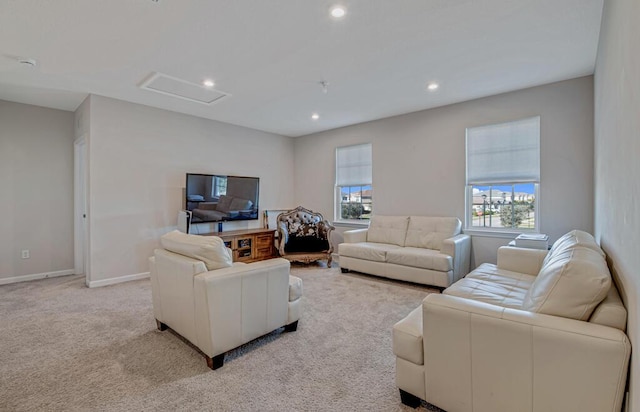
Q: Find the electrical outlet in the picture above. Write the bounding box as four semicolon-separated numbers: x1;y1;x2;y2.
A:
21;250;30;259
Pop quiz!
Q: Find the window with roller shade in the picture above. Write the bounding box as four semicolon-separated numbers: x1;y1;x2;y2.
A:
335;143;372;222
466;117;540;231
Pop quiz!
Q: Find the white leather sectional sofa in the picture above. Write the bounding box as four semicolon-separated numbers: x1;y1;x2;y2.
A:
338;216;471;288
393;230;631;412
149;231;302;369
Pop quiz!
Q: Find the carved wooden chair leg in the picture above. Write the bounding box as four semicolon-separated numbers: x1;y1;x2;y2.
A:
206;353;225;370
284;320;298;332
327;255;333;267
156;320;168;331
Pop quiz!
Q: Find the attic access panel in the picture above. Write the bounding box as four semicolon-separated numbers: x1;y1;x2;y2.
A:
139;72;230;105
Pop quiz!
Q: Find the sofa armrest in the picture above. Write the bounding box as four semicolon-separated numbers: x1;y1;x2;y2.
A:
193;258;291;357
343;228;368;243
421;294;630;412
497;246;548;276
440;234;471;282
277;221;289;255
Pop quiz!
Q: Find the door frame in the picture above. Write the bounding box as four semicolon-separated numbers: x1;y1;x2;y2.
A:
74;136;90;286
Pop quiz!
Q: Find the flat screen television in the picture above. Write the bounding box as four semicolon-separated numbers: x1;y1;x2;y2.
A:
185;173;259;223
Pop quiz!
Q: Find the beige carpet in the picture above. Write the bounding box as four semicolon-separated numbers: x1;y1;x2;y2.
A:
0;264;442;411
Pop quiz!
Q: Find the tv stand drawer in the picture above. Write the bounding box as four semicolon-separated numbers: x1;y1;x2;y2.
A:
207;228;276;263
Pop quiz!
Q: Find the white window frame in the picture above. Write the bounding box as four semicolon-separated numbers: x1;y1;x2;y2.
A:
334;143;373;225
335;184;373;225
465;183;539;235
212;176;227;198
464;116;541;234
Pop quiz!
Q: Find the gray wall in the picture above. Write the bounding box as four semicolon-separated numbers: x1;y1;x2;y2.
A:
85;95;295;284
594;0;640;408
0;100;75;281
294;76;595;266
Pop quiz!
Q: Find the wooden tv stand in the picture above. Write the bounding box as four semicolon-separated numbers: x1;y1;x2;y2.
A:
203;228;277;263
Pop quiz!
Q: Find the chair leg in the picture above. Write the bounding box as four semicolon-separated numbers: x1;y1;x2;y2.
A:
156;320;168;331
327;255;333;267
206;353;225;370
399;389;421;408
284;320;298;332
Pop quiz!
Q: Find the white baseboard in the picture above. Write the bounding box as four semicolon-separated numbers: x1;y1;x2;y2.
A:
0;269;75;286
88;272;150;288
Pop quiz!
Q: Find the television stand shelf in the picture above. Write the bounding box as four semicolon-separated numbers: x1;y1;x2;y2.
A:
202;228;276;263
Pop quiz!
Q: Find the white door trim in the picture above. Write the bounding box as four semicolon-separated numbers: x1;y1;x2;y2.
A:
74;136;90;286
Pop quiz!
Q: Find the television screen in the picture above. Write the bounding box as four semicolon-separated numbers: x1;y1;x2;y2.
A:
185;174;259;223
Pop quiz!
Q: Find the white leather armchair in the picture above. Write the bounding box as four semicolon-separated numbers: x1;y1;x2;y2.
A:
149;231;302;369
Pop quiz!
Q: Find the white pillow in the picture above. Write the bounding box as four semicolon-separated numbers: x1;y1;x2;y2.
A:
367;216;409;246
160;230;232;271
522;247;611;320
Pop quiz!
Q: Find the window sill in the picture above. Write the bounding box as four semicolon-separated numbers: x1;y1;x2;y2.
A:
333;220;369;228
463;228;538;239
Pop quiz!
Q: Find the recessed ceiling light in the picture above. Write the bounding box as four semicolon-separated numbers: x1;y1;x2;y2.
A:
427;82;439;91
203;79;215;88
330;6;346;18
311;113;320;120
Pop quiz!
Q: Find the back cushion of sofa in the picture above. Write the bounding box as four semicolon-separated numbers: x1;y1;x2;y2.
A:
229;197;253;211
522;247;611;320
544;230;605;266
404;217;462;250
367;215;409;246
161;230;233;271
216;195;234;213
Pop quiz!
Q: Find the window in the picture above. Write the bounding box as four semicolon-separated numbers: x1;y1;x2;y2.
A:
335;143;373;222
212;176;227;197
465;116;540;231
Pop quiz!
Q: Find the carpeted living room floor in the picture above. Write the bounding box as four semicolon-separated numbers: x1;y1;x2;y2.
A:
0;264;444;412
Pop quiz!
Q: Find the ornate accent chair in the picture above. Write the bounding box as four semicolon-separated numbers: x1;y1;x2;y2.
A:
277;206;335;266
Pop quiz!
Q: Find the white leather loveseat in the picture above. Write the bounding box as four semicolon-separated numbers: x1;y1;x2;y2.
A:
338;216;471;288
149;230;302;369
393;230;631;412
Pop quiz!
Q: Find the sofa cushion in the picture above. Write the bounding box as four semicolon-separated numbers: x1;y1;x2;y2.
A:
444;263;535;309
543;230;605;267
386;247;453;272
404;217;461;250
392;306;424;365
160;230;233;271
338;242;402;262
367;215;410;246
523;247;611;320
285;235;330;253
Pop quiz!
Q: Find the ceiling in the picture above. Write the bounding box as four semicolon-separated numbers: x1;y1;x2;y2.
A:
0;0;604;137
